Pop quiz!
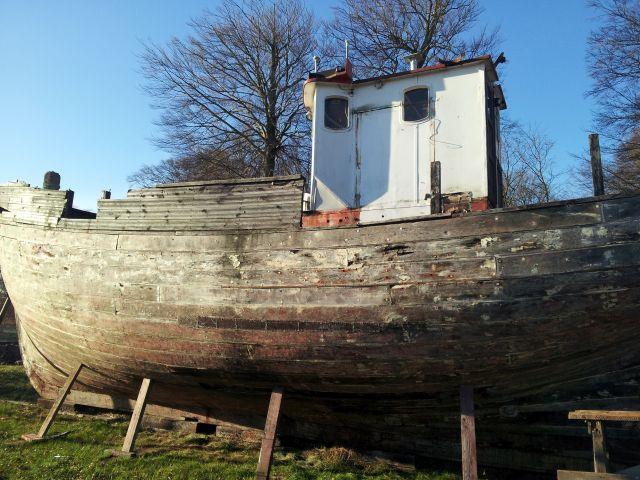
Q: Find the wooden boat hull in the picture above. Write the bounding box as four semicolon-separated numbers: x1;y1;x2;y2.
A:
1;177;639;472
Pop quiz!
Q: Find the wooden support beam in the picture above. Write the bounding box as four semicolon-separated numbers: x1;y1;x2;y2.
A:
460;385;478;480
256;387;284;480
22;363;83;442
590;420;610;473
570;410;640;422
590;133;605;196
109;378;152;457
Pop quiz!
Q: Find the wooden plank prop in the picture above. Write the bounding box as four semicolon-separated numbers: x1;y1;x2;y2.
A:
109;378;152;457
22;363;83;442
570;411;640;422
256;387;284;480
590;421;610;473
460;385;478;480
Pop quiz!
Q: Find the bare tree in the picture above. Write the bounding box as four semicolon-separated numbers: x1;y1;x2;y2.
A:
577;0;640;195
573;131;640;195
501;120;561;207
128;149;254;187
323;0;500;77
131;0;316;186
587;0;640;141
607;131;640;192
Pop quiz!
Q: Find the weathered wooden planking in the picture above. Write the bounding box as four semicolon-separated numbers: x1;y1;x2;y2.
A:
497;242;640;278
2;179;640;472
0;185;71;226
94;176;304;232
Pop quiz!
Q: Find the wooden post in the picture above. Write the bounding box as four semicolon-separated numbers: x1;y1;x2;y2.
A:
256;387;284;480
110;378;152;457
22;363;83;442
590;133;605;196
589;420;609;473
460;385;478;480
431;161;442;213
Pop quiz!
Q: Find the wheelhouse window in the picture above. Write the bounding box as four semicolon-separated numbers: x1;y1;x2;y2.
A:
324;97;349;130
403;88;429;122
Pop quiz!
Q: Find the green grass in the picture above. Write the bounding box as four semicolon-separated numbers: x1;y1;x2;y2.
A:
0;365;459;480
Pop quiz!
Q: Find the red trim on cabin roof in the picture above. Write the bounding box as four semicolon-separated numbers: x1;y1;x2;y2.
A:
355;55;494;85
305;55;497;87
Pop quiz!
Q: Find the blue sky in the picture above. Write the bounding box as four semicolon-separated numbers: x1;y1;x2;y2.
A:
0;0;595;210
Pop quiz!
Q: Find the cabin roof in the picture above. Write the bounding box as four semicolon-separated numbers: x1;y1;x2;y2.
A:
303;55;506;115
306;55;500;87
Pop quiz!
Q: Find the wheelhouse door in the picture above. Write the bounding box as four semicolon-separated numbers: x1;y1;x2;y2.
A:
354;86;431;221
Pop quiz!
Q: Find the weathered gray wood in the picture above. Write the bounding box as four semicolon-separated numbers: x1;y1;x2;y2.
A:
590;133;605;196
590;421;609;473
22;363;83;441
460;385;477;480
256;387;284;480
119;378;152;456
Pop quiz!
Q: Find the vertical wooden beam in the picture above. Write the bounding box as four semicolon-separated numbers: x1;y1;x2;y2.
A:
431;161;442;214
256;387;284;480
22;363;83;441
460;385;478;480
117;378;152;456
590;133;605;196
590;420;609;473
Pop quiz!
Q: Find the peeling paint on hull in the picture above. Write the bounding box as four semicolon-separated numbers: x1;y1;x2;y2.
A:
1;177;640;472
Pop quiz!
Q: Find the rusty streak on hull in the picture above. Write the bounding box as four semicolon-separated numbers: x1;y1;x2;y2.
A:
1;176;639;472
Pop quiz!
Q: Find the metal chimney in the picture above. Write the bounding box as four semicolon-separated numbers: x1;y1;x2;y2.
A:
404;52;425;71
313;55;320;73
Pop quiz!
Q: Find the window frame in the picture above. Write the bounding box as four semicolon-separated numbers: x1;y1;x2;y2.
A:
402;87;430;124
323;96;350;131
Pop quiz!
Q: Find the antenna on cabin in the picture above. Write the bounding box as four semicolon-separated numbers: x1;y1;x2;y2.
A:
313;55;320;73
345;40;349;60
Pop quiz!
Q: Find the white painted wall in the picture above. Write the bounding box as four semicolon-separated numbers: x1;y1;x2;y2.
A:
308;62;490;222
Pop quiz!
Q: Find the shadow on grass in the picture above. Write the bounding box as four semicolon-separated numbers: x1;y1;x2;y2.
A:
0;366;461;479
0;365;38;402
